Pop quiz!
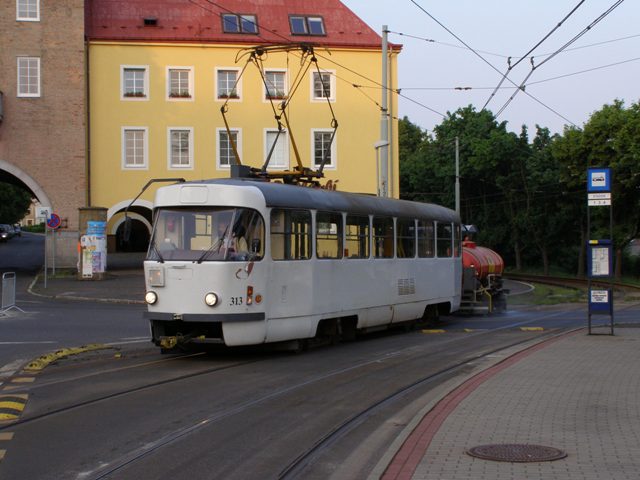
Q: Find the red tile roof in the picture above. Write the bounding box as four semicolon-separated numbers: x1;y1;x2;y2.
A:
86;0;390;50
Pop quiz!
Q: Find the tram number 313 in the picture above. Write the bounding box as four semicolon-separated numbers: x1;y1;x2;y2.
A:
230;297;243;306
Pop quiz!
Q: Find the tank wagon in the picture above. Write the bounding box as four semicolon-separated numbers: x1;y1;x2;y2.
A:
460;239;506;313
143;179;462;350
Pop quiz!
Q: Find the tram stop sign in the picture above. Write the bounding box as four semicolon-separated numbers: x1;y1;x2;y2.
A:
47;213;61;229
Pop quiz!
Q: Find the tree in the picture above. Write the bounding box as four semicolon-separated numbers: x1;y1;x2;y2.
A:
0;183;32;224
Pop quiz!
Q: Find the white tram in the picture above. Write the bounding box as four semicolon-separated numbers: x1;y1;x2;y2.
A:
143;179;462;349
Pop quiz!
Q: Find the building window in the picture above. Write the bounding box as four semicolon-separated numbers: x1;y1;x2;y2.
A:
122;128;148;169
167;67;193;99
17;57;40;97
312;130;336;169
217;128;241;168
168;128;193;169
289;16;325;36
216;69;240;100
17;0;39;21
121;66;148;99
265;130;289;169
312;71;334;100
222;14;258;34
264;70;287;100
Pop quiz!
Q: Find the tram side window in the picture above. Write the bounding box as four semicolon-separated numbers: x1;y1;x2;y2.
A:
345;214;369;258
270;209;311;260
397;218;416;258
373;216;394;258
316;211;343;259
454;223;462;257
436;222;453;257
418;220;435;258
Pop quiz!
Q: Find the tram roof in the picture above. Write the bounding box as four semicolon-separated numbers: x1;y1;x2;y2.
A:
185;179;460;223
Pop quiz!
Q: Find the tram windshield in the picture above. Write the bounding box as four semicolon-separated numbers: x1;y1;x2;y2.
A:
147;207;264;262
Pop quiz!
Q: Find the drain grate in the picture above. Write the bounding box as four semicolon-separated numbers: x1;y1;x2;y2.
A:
466;444;567;463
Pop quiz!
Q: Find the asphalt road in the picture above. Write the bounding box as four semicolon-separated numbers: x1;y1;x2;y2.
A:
1;235;636;479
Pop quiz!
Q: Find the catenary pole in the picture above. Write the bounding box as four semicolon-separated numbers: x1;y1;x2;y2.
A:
380;25;389;197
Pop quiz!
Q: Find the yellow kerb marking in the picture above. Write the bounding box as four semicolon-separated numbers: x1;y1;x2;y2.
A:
11;377;35;384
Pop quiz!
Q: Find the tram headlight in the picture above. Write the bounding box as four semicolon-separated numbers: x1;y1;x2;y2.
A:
145;291;158;305
204;292;219;307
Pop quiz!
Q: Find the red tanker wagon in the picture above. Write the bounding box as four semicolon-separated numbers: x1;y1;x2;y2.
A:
460;240;507;313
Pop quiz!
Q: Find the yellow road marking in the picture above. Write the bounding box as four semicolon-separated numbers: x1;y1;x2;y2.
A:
422;329;446;334
521;327;544;332
0;433;14;441
11;377;35;384
24;344;108;372
0;394;28;420
0;450;5;461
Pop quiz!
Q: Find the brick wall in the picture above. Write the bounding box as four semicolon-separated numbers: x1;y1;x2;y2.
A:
0;0;87;234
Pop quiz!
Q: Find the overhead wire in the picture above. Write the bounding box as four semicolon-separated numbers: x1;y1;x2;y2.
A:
494;0;627;119
482;0;586;110
190;0;446;121
407;0;578;127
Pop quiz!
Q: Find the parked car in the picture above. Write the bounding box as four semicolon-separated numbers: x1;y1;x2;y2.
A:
0;226;9;242
13;224;21;237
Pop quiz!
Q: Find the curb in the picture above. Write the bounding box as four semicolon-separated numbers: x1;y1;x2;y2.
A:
27;273;145;305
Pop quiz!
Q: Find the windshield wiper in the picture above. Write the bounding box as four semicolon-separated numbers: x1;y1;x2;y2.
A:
149;241;165;263
197;224;229;264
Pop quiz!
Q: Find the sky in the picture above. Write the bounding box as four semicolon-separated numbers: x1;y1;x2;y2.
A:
341;0;640;136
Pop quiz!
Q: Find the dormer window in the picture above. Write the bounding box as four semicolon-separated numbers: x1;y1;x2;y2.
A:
289;16;325;36
222;14;258;34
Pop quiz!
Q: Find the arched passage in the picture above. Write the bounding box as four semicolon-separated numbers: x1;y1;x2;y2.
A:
0;159;53;208
107;200;154;253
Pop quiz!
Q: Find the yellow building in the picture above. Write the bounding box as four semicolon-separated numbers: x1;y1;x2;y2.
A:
87;0;400;251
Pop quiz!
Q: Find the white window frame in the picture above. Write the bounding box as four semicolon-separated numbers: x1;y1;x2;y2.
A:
215;68;242;101
17;0;39;21
121;65;149;101
264;129;289;170
17;57;40;97
121;127;149;170
167;127;194;170
216;128;242;169
263;69;288;102
166;66;194;101
311;129;337;170
311;70;335;102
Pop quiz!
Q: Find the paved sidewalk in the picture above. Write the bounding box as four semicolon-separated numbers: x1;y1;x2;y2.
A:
27;252;145;304
379;326;640;480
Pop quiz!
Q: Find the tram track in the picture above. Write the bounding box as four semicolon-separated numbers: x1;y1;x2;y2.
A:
0;309;582;480
0;352;262;431
505;272;640;293
276;327;575;479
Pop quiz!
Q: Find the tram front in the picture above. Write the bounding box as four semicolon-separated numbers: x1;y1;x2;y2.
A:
143;183;268;349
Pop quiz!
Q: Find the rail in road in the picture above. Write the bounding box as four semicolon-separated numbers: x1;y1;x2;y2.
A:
0;306;594;480
505;272;640;293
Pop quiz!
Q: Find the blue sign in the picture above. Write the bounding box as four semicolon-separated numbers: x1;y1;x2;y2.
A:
587;168;611;192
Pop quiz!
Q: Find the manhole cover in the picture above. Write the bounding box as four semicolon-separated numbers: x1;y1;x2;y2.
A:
466;444;567;463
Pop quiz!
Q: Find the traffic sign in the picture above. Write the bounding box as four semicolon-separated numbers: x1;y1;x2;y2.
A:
47;213;61;229
587;168;611;192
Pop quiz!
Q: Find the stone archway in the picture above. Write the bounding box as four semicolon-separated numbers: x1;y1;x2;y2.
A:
107;200;154;253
